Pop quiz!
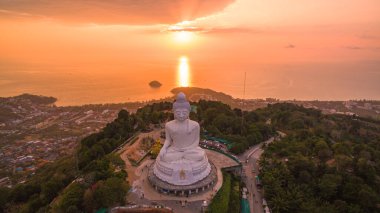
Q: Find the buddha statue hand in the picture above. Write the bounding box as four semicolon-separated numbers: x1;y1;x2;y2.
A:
158;143;168;159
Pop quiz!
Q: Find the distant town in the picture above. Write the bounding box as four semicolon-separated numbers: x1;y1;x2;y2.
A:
0;95;124;186
1;88;379;187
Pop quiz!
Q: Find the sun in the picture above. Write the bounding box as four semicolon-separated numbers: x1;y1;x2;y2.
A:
168;20;197;44
174;31;193;43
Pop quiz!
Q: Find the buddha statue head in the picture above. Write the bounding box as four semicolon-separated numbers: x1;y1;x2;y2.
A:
173;92;191;122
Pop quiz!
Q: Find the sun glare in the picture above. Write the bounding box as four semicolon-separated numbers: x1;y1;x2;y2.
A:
174;31;193;43
178;56;190;87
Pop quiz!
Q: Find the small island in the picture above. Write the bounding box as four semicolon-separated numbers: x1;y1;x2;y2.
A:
149;80;162;88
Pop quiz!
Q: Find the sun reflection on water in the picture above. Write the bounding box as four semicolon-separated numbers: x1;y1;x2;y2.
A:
178;56;190;87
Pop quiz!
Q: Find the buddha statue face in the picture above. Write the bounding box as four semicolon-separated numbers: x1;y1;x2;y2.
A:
174;108;189;122
173;92;190;122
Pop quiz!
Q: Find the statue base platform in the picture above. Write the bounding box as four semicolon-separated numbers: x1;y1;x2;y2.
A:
148;161;217;196
153;155;211;186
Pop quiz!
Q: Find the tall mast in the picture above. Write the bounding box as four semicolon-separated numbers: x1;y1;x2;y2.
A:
241;72;246;135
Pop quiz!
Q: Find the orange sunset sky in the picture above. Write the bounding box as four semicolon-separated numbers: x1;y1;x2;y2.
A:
0;0;380;104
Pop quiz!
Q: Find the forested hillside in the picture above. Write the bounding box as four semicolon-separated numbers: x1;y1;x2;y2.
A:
260;103;380;213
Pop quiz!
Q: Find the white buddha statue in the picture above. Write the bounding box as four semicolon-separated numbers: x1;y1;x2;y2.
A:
153;92;211;186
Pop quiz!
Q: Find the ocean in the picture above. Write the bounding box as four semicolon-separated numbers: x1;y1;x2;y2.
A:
1;59;379;106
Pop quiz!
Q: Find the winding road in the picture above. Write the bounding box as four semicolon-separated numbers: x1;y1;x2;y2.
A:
238;137;274;213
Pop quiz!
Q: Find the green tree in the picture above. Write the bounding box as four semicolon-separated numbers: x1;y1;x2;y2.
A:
0;187;10;212
93;177;129;208
357;185;379;211
208;173;231;213
11;183;40;203
83;188;95;213
58;183;85;211
318;174;342;200
41;178;64;202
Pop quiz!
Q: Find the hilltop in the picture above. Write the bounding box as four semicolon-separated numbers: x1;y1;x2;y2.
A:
1;94;380;212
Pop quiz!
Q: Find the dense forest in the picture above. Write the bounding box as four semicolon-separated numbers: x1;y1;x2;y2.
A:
195;100;274;154
259;103;380;213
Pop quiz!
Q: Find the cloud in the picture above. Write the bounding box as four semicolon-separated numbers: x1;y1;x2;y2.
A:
133;24;260;35
343;46;380;51
357;34;380;40
203;27;260;34
166;26;206;33
343;46;363;50
0;0;234;24
285;44;295;49
162;26;260;34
